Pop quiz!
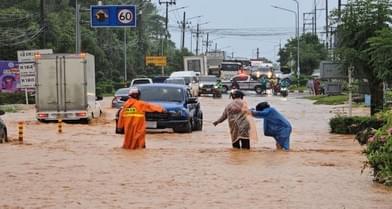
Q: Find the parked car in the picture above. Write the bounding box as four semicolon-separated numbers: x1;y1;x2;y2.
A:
130;78;153;87
198;75;218;96
164;77;186;85
0;110;8;143
112;88;129;108
116;84;203;133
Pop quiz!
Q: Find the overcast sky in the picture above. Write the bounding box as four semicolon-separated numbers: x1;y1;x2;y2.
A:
152;0;341;62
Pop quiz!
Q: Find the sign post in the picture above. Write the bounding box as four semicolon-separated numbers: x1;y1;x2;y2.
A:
91;5;137;83
17;49;53;104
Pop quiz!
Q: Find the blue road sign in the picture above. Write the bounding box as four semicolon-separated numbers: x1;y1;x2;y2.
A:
90;5;137;28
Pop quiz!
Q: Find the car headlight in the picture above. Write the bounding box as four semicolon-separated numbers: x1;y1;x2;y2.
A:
199;84;204;88
268;72;272;78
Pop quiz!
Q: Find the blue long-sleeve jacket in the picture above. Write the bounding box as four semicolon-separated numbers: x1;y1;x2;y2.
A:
251;107;292;139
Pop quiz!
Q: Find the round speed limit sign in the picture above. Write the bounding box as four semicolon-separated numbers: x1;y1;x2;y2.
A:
117;9;133;24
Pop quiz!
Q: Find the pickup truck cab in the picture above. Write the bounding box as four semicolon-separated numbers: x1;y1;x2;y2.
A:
221;75;264;94
130;78;153;87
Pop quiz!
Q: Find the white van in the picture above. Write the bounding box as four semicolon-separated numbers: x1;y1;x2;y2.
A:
169;71;200;96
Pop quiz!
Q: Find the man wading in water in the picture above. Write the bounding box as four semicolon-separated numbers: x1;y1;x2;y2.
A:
213;90;256;149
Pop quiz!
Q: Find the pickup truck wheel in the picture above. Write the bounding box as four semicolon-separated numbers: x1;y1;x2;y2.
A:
193;112;203;131
222;86;229;94
174;120;192;133
255;86;263;94
0;128;7;143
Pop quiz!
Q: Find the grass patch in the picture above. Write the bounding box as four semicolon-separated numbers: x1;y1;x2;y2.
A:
0;105;19;113
305;95;348;105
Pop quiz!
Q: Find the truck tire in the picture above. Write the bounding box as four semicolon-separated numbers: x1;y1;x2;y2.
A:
193;112;203;131
255;86;263;94
174;120;192;133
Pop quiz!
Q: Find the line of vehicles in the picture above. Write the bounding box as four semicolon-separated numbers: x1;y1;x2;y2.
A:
0;52;291;139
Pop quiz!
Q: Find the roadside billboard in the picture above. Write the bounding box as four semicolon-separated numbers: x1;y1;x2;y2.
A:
17;49;53;63
320;61;346;79
0;61;20;93
17;49;53;89
19;63;35;88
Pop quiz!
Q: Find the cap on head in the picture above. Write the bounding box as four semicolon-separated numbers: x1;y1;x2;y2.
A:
256;102;270;111
128;88;141;99
231;90;245;100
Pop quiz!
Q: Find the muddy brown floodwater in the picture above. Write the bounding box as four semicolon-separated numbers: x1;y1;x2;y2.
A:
0;93;391;209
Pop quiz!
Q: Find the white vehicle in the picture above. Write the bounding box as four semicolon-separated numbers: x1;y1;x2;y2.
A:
169;71;200;96
130;78;153;87
219;61;242;80
35;53;102;122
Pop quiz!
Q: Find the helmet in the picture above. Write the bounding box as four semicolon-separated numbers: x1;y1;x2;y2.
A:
128;88;141;99
230;89;244;100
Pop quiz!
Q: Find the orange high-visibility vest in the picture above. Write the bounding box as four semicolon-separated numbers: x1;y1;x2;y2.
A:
118;98;164;149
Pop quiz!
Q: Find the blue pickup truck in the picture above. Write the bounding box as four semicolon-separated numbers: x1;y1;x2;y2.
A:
116;84;203;133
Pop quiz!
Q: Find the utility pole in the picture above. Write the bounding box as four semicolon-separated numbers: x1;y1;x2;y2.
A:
256;48;260;59
205;33;209;54
138;2;145;72
303;12;314;34
40;0;46;48
159;0;176;55
196;23;200;55
124;28;127;83
181;11;186;50
75;1;81;53
338;0;342;19
325;0;329;49
314;0;317;35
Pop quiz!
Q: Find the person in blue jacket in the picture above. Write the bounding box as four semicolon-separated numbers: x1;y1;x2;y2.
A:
251;102;292;151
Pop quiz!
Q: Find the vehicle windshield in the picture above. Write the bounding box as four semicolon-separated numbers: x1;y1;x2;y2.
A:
115;88;129;95
139;86;184;102
199;76;217;82
221;63;241;71
251;66;271;72
165;79;186;85
132;79;150;86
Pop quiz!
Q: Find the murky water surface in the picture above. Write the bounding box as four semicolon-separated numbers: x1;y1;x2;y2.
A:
0;94;391;209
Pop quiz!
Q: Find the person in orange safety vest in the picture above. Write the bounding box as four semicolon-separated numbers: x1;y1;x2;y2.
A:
117;88;165;149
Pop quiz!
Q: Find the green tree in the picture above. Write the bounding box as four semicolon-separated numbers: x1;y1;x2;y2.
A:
333;0;392;115
278;33;328;75
367;28;392;81
0;0;185;86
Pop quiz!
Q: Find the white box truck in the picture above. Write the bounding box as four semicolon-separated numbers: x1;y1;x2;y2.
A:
183;56;208;75
35;53;102;122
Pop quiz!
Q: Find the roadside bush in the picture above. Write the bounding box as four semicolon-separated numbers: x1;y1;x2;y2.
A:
329;116;384;134
0;92;35;105
306;95;347;105
364;112;392;186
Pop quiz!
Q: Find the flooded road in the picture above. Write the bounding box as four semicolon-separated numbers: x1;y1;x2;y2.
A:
0;94;391;209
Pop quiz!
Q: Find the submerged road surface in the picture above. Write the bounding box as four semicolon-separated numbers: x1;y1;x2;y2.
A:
0;94;391;209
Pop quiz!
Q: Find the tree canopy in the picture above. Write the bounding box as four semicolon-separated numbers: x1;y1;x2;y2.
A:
278;33;328;76
0;0;190;85
332;0;392;115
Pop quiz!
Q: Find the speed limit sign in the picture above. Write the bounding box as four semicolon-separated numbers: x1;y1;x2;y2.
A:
118;9;133;24
91;5;137;28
